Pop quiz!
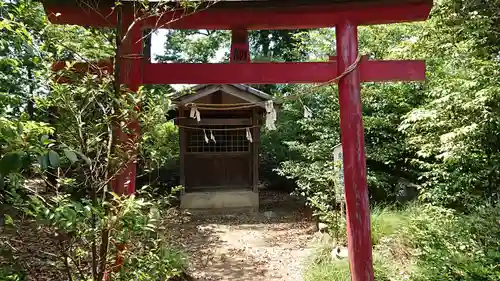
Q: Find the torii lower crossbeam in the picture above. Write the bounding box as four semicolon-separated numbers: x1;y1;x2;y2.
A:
142;60;424;84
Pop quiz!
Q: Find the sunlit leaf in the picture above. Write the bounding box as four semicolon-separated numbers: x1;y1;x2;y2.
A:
4;214;14;226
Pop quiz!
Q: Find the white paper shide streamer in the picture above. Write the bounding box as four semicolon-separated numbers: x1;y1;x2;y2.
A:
303;105;313;118
189;104;201;122
264;100;277;131
203;129;209;143
210;130;216;143
246;128;253;143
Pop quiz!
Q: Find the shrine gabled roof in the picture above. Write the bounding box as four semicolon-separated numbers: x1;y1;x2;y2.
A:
171;84;273;108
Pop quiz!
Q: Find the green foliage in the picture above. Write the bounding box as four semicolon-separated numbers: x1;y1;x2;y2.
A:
402;205;500;281
0;117;54;203
157;28;305;64
115;243;187;281
304;259;351;281
1;2;188;279
0;267;27;281
276;24;426;204
0;0;46;117
157;30;230;63
306;204;500;281
279;157;347;240
276;86;344;223
305;243;390;281
18;65;183;279
274;0;500;211
23;191;186;280
305;259;392;281
370;206;408;245
27;194;97;233
398;0;500;209
139;88;179;171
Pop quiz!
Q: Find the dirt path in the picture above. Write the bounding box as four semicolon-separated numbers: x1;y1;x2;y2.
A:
170;208;316;281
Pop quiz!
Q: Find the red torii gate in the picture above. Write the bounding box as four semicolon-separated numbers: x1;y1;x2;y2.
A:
43;1;432;280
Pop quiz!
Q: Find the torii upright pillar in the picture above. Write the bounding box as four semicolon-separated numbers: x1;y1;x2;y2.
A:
113;22;143;195
336;22;373;280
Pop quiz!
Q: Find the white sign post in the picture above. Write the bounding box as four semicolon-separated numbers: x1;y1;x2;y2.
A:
333;143;345;200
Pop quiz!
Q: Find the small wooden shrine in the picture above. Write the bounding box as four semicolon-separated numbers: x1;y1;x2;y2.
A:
172;84;273;194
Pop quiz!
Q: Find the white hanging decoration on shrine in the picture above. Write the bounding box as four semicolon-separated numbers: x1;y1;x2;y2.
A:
264;100;277;131
246;128;253;143
189;104;201;122
210;130;216;143
303;105;313;118
203;129;209;143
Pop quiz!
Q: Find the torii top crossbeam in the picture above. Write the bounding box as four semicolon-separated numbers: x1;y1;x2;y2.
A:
42;1;432;281
42;0;432;29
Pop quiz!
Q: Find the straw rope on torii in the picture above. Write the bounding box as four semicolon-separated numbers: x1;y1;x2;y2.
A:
176;54;363;131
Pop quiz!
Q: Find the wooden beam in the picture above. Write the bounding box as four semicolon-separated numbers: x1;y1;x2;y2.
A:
53;59;425;84
251;108;259;193
142;60;425;84
178;107;187;194
143;62;334;84
359;60;426;82
44;1;432;29
183;118;252;126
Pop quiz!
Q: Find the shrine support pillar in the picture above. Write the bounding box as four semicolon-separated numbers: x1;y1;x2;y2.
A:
336;21;374;281
114;23;143;195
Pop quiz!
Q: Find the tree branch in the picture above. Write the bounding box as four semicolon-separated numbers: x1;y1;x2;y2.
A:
58;239;74;281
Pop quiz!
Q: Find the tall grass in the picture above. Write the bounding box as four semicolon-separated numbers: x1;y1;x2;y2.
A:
370;205;409;245
304;252;390;281
304;259;351;281
303;204;500;281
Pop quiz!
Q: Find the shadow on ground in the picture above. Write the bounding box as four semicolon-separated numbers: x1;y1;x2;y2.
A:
167;191;316;281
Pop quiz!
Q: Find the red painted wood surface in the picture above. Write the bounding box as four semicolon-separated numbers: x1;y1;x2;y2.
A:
112;23;143;195
336;21;374;281
53;59;426;84
43;1;432;29
230;29;250;63
142;60;425;84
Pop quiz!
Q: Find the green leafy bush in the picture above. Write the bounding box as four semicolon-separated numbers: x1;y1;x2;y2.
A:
0;267;27;281
305;204;500;281
23;192;187;281
402;205;500;281
279;159;344;227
